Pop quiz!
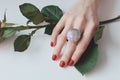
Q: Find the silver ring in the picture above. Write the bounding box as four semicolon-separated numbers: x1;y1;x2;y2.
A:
67;28;81;42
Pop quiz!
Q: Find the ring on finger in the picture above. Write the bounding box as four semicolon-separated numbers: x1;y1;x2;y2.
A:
66;28;81;42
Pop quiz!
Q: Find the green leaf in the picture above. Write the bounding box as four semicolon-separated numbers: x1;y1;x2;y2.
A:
19;3;45;24
41;5;63;22
94;26;105;43
0;27;17;41
19;3;40;19
74;40;98;75
41;5;63;35
14;35;31;52
44;22;56;35
30;13;46;25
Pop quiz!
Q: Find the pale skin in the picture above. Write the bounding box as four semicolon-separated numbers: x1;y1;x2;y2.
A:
51;0;99;67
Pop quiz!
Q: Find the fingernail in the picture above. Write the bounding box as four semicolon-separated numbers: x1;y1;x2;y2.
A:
52;55;57;61
68;59;74;66
59;60;65;67
50;42;54;47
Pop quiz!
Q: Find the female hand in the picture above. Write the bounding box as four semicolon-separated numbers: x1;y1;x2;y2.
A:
51;0;99;67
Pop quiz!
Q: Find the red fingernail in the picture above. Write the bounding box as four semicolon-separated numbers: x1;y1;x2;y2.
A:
68;59;74;66
59;61;65;67
52;55;57;61
50;42;54;47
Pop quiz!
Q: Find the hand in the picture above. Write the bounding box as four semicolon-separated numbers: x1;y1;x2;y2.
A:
50;0;99;67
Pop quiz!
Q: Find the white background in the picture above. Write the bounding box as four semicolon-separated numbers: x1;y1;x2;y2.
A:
0;0;120;80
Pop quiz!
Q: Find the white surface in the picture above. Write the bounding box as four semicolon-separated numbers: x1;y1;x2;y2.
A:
0;0;120;80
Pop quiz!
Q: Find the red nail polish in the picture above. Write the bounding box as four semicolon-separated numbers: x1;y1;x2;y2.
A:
59;61;65;67
50;42;54;47
68;59;74;66
52;55;57;61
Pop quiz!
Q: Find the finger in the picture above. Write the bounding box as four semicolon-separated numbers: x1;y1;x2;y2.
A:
59;41;76;67
52;17;74;61
52;34;66;61
50;15;66;47
70;20;97;66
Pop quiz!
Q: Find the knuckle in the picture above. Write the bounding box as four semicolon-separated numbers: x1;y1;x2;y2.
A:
77;14;86;20
54;48;60;53
80;44;87;52
63;54;70;59
78;42;88;53
63;13;70;18
64;12;76;18
89;19;99;31
91;21;97;27
73;51;82;62
91;19;99;27
58;34;66;40
53;27;59;34
83;36;89;42
62;14;67;19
